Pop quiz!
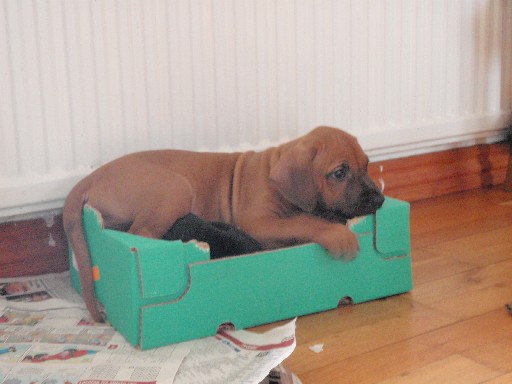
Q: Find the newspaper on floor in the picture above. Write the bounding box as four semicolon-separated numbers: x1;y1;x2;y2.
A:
0;272;298;384
0;272;85;311
174;319;297;384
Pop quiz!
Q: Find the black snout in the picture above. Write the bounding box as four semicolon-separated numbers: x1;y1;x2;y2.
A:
357;177;385;215
365;187;385;210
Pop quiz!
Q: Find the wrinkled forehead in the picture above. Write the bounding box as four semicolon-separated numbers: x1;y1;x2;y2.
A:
316;133;369;171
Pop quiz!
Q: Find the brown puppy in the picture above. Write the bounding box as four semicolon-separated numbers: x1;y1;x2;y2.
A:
63;126;384;321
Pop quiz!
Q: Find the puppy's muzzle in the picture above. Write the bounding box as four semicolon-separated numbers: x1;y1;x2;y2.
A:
359;187;385;213
355;172;385;214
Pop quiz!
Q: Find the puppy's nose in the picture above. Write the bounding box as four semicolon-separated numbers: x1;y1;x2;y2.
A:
372;191;385;209
361;176;385;210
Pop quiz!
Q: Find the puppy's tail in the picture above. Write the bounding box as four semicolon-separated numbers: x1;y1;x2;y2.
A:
63;178;104;322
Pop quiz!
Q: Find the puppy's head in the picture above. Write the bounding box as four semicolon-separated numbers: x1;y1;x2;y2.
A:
270;126;384;223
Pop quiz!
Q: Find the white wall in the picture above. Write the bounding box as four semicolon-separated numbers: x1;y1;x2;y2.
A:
1;0;511;218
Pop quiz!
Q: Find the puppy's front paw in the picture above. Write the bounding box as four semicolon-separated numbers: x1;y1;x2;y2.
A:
315;224;359;261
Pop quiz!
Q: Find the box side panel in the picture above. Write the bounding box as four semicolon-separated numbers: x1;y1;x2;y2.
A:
79;207;213;346
81;207;141;346
376;198;411;256
140;234;412;349
138;241;210;301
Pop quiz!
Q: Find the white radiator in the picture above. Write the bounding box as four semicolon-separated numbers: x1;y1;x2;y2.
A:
1;0;511;218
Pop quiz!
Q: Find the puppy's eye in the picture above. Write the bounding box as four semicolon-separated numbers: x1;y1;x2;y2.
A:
329;162;349;181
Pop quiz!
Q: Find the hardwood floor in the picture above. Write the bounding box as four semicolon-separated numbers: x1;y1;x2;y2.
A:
253;187;512;384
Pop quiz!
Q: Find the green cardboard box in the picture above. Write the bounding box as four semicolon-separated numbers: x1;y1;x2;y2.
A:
70;197;412;350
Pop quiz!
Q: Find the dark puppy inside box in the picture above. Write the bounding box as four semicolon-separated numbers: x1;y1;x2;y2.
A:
164;214;262;259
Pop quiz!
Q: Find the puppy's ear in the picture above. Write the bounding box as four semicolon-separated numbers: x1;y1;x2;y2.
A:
270;141;319;212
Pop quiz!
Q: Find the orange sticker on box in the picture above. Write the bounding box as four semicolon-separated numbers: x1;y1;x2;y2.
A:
92;266;100;281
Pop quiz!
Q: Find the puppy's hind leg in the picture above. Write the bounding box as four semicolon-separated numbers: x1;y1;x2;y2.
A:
127;177;195;240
